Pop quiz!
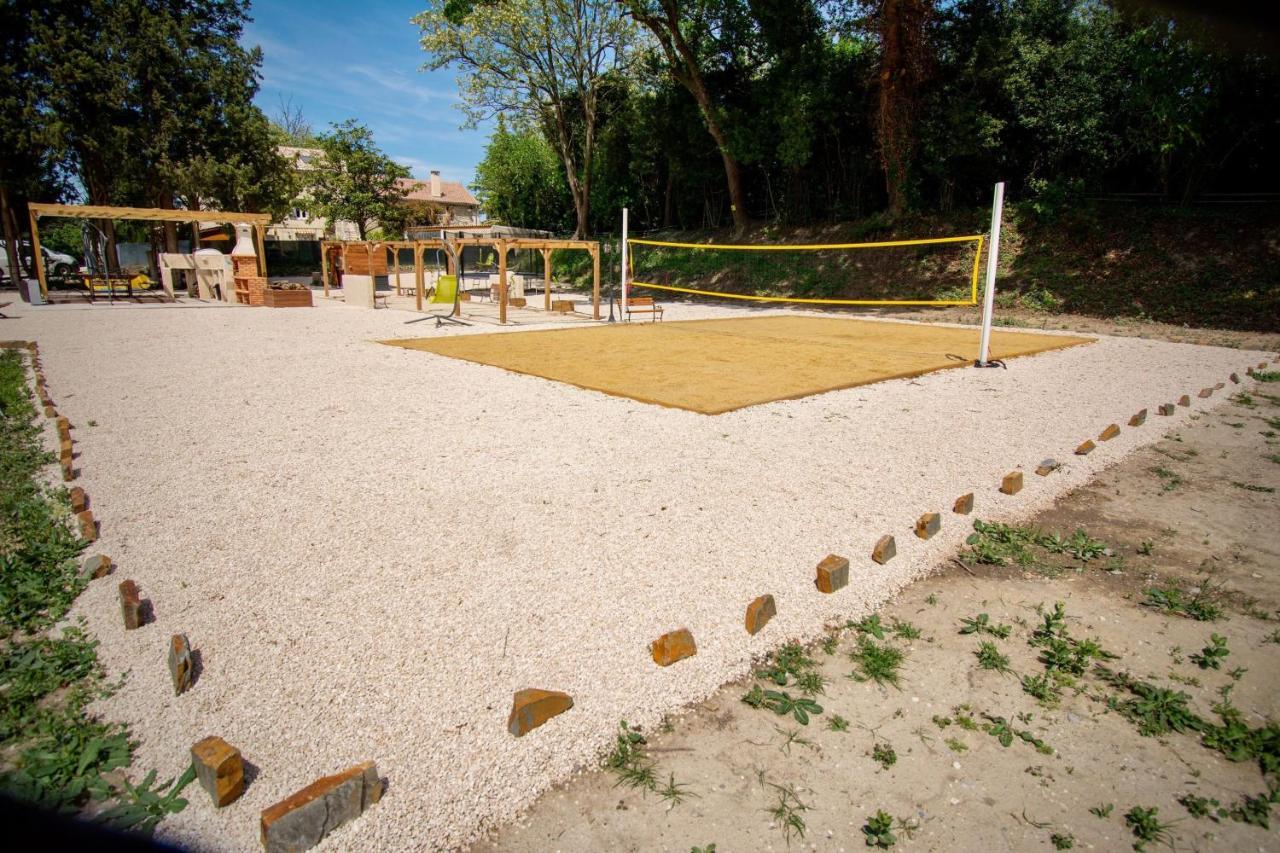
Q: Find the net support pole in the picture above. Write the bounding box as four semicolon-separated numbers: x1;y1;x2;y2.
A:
620;207;629;319
976;181;1005;367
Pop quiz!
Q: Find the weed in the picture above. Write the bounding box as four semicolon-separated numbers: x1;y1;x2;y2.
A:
964;519;1039;566
1254;370;1280;382
92;766;197;836
953;706;979;731
862;810;896;848
931;715;951;729
925;593;939;606
1090;803;1114;818
1050;832;1075;849
821;634;839;656
1098;668;1205;737
890;619;922;640
958;613;1011;639
766;782;809;842
1150;466;1182;491
1138;539;1154;555
871;741;897;770
849;637;905;689
656;772;695;808
1190;634;1229;670
1227;784;1277;828
1124;805;1174;850
1265;629;1280;645
756;642;817;687
945;737;968;753
826;714;850;732
691;845;716;853
975;641;1013;674
606;721;658;792
795;671;828;696
851;614;886;640
776;726;814;755
1022;673;1062;706
1178;793;1220;820
982;715;1053;754
758;691;824;725
1142;584;1224;621
1232;481;1275;493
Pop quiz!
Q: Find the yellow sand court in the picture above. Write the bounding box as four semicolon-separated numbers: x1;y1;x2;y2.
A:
383;315;1092;414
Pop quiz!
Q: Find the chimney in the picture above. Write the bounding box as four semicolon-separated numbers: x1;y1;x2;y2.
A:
430;170;442;198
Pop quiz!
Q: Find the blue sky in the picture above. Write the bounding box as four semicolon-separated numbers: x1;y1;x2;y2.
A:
242;0;491;186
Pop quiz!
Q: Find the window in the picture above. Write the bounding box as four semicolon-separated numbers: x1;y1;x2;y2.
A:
291;207;310;221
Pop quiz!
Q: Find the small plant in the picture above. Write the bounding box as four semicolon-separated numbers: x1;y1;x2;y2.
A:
849;637;905;688
1090;803;1114;818
851;614;886;640
871;741;897;770
890;619;922;640
1138;539;1154;556
821;634;839;655
691;845;716;853
606;720;658;791
756;642;817;686
827;714;850;732
945;737;968;753
1227;786;1277;828
862;809;896;848
1178;793;1220;820
776;726;815;755
925;593;939;606
1231;481;1275;493
1124;805;1174;850
796;670;829;696
759;690;824;725
1254;370;1280;382
1050;832;1075;849
1150;465;1182;492
1142;584;1224;621
1022;673;1062;706
657;772;695;808
958;613;1012;638
1190;634;1229;670
975;641;1013;674
766;782;809;843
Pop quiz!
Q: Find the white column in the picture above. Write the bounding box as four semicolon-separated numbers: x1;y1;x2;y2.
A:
620;207;629;318
977;182;1005;366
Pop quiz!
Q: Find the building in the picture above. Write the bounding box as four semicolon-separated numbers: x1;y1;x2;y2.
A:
396;173;481;226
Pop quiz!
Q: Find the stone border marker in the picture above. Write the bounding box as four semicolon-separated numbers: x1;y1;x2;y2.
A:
651;628;697;666
169;634;193;695
70;486;87;513
1075;440;1095;455
508;689;574;737
1035;459;1059;476
1000;471;1023;495
191;736;245;807
1158;403;1176;416
815;554;849;593
914;512;940;539
1098;424;1120;441
1197;387;1213;398
81;554;111;580
260;762;382;853
953;493;973;514
76;510;97;542
871;535;896;565
745;594;776;634
119;580;142;629
1128;409;1147;427
1178;394;1190;407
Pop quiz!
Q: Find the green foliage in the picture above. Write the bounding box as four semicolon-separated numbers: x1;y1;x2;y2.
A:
1124;805;1174;850
1178;793;1220;820
871;742;897;770
757;691;824;725
861;809;896;848
1142;584;1224;621
974;641;1013;674
473;118;571;231
1190;634;1229;670
826;714;850;732
849;637;905;688
1090;803;1114;818
959;613;1012;639
765;781;809;842
1050;832;1075;850
304;121;411;240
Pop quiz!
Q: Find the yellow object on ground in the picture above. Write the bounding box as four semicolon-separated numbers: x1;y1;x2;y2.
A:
383;316;1092;414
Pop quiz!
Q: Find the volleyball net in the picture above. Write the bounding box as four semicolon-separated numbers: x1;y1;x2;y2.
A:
625;232;985;307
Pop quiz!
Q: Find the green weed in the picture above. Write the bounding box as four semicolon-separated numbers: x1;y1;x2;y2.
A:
871;741;897;770
862;809;896;848
1090;803;1114;818
1124;805;1174;850
849;637;905;688
958;613;1011;638
826;714;850;732
1142;584;1224;621
975;641;1013;674
1050;832;1075;849
1231;481;1275;493
1190;634;1229;670
766;782;809;842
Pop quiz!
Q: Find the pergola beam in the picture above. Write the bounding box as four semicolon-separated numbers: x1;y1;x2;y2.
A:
29;203;271;225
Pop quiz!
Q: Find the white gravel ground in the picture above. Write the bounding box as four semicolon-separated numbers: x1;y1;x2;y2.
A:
6;297;1273;851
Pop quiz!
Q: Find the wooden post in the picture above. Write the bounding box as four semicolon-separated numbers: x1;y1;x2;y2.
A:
497;239;508;324
340;243;348;295
255;225;268;278
542;248;552;311
28;207;48;299
414;242;424;312
392;245;401;296
191;222;201;250
320;242;330;297
591;244;601;320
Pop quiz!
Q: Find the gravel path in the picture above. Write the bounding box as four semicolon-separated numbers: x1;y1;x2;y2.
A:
7;298;1272;851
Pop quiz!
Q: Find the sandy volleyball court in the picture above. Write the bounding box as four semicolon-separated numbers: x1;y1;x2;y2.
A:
6;298;1271;851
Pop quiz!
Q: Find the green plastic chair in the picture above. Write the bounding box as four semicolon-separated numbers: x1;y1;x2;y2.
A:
429;274;457;305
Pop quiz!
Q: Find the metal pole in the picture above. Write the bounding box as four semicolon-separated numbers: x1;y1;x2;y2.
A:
620;207;629;320
976;181;1005;367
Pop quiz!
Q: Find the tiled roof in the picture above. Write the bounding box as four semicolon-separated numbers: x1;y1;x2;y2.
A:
397;177;479;207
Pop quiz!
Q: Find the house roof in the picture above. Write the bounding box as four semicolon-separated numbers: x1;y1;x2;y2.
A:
397;177;479;208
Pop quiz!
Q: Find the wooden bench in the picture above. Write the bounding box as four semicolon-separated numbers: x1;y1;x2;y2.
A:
625;296;663;322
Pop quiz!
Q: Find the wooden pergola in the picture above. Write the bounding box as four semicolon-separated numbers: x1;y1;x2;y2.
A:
27;202;271;299
319;235;601;323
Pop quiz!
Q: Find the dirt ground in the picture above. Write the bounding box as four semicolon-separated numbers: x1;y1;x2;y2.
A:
476;378;1280;852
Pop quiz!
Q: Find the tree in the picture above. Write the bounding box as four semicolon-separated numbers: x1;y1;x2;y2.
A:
274;95;316;146
873;0;934;214
473;116;572;230
304;120;411;240
416;0;635;238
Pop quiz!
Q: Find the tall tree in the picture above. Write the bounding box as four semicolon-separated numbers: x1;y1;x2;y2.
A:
416;0;635;238
873;0;934;215
304;120;411;240
473;116;573;230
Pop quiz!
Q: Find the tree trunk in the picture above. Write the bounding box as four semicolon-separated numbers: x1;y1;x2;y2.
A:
876;0;931;216
663;165;675;229
0;180;22;287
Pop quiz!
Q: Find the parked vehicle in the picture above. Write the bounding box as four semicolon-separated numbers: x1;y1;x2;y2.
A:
0;241;79;280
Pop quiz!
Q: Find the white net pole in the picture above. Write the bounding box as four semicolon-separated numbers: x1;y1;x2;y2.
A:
620;207;629;317
977;181;1005;366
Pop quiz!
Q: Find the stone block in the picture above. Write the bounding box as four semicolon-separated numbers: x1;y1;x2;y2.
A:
44;405;57;418
1035;458;1059;476
191;736;245;807
815;554;849;593
1197;387;1213;398
119;580;142;629
76;510;96;541
1260;361;1268;369
651;628;697;666
914;512;941;539
509;297;527;308
61;459;75;482
1075;439;1095;455
1000;471;1023;495
953;493;973;514
745;594;777;635
1230;373;1240;384
1214;382;1224;390
552;299;575;313
507;689;574;737
1158;403;1176;416
1178;394;1190;407
871;535;896;565
60;439;73;460
1098;424;1120;441
81;554;111;580
1128;409;1147;427
70;486;87;513
169;634;193;695
260;762;382;853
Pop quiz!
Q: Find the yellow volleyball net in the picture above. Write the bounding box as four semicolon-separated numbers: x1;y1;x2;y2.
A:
625;232;985;307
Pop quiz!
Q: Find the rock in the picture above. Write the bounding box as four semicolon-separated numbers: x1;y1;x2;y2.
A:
651;628;696;666
191;736;245;807
44;405;56;418
1259;361;1268;369
1178;394;1190;407
168;634;193;695
551;299;575;314
119;580;142;629
56;415;70;433
1098;423;1120;441
76;510;96;541
81;554;111;580
1214;382;1224;390
815;554;849;593
744;594;777;635
509;297;527;308
260;762;382;853
1000;471;1023;495
507;688;574;737
1035;459;1059;476
1128;409;1147;427
871;535;896;565
1158;403;1176;416
952;493;973;514
1230;373;1240;384
60;439;73;461
69;486;87;513
914;512;941;539
61;459;74;482
1197;387;1213;398
1075;440;1095;455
